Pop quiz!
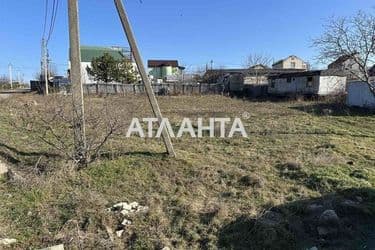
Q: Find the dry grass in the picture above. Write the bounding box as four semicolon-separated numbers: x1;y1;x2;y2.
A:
0;94;374;249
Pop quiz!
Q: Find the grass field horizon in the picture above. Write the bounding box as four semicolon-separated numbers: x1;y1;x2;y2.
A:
0;94;374;249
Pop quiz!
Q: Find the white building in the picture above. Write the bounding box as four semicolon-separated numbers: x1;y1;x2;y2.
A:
268;70;346;96
147;60;185;83
272;55;309;70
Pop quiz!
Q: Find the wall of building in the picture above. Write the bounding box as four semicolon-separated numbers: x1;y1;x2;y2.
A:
273;56;307;70
347;81;375;108
81;62;96;84
268;75;319;95
318;76;346;96
244;76;268;85
328;58;363;81
268;75;346;96
148;66;182;82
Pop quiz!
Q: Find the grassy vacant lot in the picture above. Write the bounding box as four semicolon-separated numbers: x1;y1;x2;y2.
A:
0;94;374;249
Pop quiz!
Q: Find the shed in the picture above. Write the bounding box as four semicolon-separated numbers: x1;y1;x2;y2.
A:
268;70;347;97
346;81;375;108
205;68;305;97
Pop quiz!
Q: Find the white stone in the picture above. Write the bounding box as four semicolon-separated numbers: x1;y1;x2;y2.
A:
0;161;9;177
130;202;139;209
113;202;132;211
0;238;17;245
120;209;131;216
162;247;171;250
116;230;124;238
121;219;132;226
39;244;64;250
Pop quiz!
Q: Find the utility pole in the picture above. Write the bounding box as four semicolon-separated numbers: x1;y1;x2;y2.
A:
68;0;87;166
17;71;21;85
42;38;49;95
8;63;13;89
114;0;176;157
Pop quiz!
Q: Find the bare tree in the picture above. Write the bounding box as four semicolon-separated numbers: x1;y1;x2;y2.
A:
9;95;124;165
243;53;273;85
244;53;273;68
313;11;375;94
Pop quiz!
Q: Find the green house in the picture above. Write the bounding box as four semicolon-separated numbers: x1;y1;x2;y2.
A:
148;60;185;83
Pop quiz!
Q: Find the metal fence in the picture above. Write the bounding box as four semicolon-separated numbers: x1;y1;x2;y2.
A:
82;83;224;96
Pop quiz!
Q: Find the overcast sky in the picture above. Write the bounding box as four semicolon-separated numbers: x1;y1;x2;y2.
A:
0;0;373;81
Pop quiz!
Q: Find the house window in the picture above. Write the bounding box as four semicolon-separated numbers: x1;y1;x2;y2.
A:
287;77;292;83
307;76;313;87
291;62;296;68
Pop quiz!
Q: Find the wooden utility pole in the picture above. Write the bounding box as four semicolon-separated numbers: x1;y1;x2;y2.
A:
114;0;176;157
68;0;87;165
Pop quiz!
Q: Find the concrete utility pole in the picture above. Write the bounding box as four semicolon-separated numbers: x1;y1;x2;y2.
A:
8;63;13;89
68;0;87;166
42;38;49;95
114;0;176;157
17;71;21;84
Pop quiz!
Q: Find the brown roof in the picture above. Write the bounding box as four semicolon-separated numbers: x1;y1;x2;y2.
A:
148;60;179;68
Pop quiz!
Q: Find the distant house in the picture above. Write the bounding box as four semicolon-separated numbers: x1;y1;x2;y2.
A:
347;81;375;108
327;54;362;81
148;60;185;83
272;55;309;70
268;70;346;96
204;67;305;97
69;46;136;84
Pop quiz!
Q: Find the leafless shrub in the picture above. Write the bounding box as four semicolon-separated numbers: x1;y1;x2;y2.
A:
8;94;131;166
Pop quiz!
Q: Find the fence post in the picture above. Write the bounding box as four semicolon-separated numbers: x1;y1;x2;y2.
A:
121;84;125;95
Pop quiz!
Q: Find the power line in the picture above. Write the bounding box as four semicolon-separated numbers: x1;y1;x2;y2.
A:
46;0;59;44
42;0;49;38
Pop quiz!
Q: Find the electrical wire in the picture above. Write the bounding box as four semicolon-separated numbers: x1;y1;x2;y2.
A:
46;0;59;44
42;0;49;39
